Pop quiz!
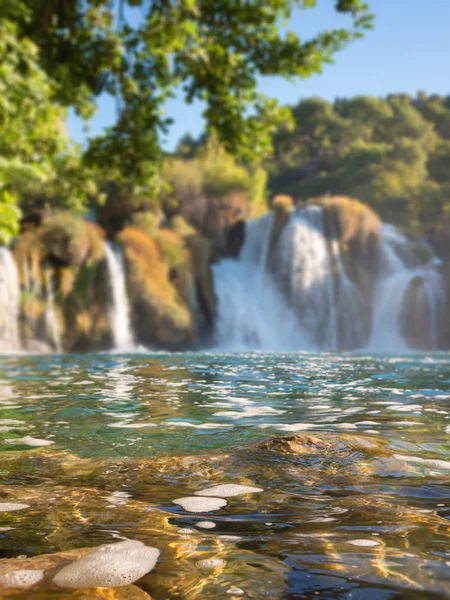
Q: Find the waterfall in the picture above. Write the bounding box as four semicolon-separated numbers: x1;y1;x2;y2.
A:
275;206;338;348
214;208;445;353
0;248;20;352
368;225;446;351
275;205;364;350
213;213;313;351
44;264;62;352
213;206;366;351
104;243;134;350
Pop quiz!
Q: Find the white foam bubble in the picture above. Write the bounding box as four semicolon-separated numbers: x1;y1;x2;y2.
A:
0;569;44;588
213;406;285;418
107;422;156;429
195;484;263;498
173;497;227;513
385;404;423;412
347;539;380;547
196;521;216;529
106;491;131;506
393;454;450;471
197;559;225;568
264;423;319;432
53;540;159;589
5;436;54;447
0;503;29;512
168;422;233;429
177;528;194;534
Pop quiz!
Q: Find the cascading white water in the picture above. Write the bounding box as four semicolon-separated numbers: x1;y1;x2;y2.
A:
104;243;134;350
368;225;445;351
213;213;313;351
214;206;367;351
214;208;445;353
0;248;20;352
276;206;338;348
44;264;62;352
276;205;365;350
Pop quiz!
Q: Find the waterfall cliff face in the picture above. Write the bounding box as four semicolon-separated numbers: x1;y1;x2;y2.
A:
0;248;20;352
214;208;446;352
104;243;134;350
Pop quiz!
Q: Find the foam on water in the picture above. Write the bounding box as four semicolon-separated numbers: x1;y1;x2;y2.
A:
0;503;29;512
196;521;216;529
173;497;227;513
197;559;225;568
195;484;263;498
0;569;45;589
53;540;159;589
347;539;381;547
5;436;54;447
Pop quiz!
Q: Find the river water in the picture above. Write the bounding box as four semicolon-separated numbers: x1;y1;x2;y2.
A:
0;351;449;598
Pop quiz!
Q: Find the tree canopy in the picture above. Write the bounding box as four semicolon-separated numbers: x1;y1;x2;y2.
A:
1;0;372;243
268;93;450;231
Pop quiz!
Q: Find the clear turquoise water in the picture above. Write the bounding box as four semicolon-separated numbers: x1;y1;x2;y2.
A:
1;352;449;457
0;352;449;599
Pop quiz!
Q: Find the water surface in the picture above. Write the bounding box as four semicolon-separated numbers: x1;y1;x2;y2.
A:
0;352;449;598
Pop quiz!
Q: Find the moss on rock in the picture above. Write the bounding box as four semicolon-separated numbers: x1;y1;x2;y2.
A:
168;216;216;340
12;214;111;352
118;227;194;349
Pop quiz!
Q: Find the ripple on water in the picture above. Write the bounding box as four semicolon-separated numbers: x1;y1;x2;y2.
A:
0;352;449;598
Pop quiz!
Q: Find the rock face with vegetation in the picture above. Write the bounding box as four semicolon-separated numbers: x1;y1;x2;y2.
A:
163;138;267;259
11;210;216;352
13;213;111;352
118;227;194;350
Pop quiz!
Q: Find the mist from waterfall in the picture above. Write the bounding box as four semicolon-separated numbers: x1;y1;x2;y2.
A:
104;243;134;350
0;248;20;352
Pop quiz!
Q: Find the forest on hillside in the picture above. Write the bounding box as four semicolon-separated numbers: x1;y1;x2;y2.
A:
172;94;450;248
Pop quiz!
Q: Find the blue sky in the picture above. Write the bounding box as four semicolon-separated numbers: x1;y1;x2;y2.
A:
67;0;450;151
